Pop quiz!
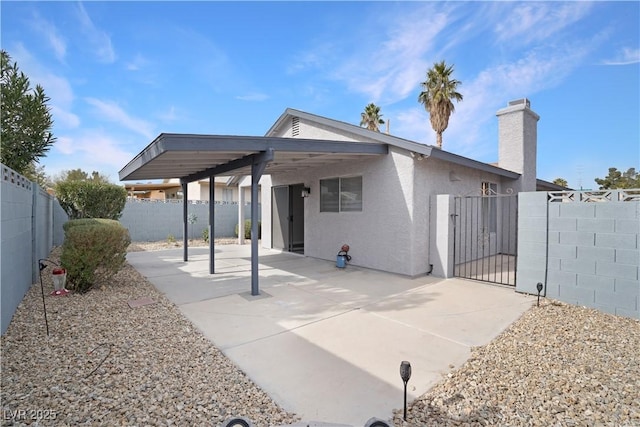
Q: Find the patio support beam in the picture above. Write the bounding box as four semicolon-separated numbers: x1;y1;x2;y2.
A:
250;149;274;296
182;181;188;262
209;175;215;274
182;153;261;184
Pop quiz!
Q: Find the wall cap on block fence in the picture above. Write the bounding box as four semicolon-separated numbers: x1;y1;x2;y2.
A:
548;189;640;203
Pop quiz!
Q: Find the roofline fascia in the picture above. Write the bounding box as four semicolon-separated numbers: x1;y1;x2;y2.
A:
273;109;520;179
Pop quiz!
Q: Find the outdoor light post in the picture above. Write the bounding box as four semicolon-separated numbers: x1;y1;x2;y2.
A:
536;282;544;307
400;360;412;421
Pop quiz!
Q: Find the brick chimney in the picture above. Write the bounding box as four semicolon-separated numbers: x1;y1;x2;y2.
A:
496;98;540;192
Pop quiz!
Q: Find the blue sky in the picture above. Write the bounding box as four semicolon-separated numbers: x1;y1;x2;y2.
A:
2;1;638;189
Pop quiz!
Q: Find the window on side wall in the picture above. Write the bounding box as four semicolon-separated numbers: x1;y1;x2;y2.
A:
320;176;362;212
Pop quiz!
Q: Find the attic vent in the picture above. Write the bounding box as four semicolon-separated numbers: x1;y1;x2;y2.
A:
292;117;300;137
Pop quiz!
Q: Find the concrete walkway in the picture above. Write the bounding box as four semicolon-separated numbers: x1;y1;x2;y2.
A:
127;245;533;426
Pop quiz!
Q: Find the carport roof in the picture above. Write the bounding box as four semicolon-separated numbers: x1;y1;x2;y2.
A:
118;134;388;182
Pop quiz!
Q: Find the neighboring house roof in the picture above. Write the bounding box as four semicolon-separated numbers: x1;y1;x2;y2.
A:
267;108;521;179
536;179;572;191
124;182;181;191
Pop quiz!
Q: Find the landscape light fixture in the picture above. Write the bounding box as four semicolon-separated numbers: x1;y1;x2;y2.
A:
536;282;544;307
400;360;412;421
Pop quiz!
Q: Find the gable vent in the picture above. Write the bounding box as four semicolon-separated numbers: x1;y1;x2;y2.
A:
291;117;300;137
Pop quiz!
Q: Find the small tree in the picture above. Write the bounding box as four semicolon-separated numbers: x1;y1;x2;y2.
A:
52;168;110;185
1;50;56;175
56;181;127;220
594;167;640;189
553;178;568;187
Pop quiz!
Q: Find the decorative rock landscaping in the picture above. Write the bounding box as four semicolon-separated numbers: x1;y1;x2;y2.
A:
2;243;639;426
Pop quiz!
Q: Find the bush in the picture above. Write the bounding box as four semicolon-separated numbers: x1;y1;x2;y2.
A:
202;227;209;243
235;220;261;239
56;181;127;220
60;219;131;293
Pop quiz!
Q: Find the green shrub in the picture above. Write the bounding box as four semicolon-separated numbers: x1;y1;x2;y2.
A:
60;219;131;293
56;181;127;220
202;228;209;243
235;220;261;239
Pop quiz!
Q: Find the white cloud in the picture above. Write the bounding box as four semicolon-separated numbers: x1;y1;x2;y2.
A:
126;53;150;71
85;98;155;140
8;43;78;131
75;3;116;63
51;106;80;129
331;4;451;103
47;130;136;182
602;47;640;65
158;106;179;122
30;12;67;62
236;93;269;102
494;2;593;46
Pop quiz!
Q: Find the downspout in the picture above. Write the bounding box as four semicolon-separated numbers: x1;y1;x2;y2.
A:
543;192;549;297
182;181;188;262
209;176;215;274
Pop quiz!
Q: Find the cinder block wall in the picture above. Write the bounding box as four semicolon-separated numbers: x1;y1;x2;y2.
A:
1;165;68;335
517;191;639;319
119;200;259;242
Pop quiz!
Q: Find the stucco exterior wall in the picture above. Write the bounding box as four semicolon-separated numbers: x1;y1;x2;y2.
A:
268;147;417;275
263;114;524;277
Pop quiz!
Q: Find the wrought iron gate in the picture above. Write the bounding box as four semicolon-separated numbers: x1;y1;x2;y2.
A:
453;192;518;286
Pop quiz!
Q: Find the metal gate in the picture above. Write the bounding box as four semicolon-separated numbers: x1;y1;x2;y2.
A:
453;191;518;286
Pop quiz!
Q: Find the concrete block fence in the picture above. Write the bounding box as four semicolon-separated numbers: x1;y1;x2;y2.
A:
1;164;68;334
120;199;260;242
517;190;640;319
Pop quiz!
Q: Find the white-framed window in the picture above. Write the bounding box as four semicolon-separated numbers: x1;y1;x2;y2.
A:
320;176;362;212
481;182;497;233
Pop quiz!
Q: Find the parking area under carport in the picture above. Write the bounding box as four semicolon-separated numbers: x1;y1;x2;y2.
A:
127;245;534;426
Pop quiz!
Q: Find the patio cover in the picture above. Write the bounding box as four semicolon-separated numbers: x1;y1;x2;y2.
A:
119;133;388;295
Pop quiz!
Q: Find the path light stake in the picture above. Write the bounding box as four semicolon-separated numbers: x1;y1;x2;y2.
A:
38;260;50;336
400;361;412;421
536;282;543;307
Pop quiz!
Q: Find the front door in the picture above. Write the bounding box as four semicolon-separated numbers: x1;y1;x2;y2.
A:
272;184;305;253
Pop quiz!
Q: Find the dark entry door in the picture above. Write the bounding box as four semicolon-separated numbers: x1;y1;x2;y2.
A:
272;184;305;253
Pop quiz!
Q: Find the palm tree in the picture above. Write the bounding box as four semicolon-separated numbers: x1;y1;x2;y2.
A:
360;103;385;132
418;60;463;149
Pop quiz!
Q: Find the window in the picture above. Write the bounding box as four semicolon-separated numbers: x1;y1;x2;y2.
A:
481;182;497;233
320;176;362;212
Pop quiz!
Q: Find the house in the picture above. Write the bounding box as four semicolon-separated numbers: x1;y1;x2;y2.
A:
124;177;258;202
236;99;559;278
120;98;560;291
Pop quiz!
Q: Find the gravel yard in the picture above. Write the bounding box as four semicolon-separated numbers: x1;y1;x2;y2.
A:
2;242;639;427
392;300;640;426
1;244;298;426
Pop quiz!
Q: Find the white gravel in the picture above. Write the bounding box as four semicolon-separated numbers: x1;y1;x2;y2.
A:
1;245;298;426
3;242;639;427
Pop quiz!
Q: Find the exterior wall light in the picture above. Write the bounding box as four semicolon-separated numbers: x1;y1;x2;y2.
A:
301;187;311;197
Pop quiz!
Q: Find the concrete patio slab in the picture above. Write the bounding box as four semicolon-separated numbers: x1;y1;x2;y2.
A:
127;245;534;426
